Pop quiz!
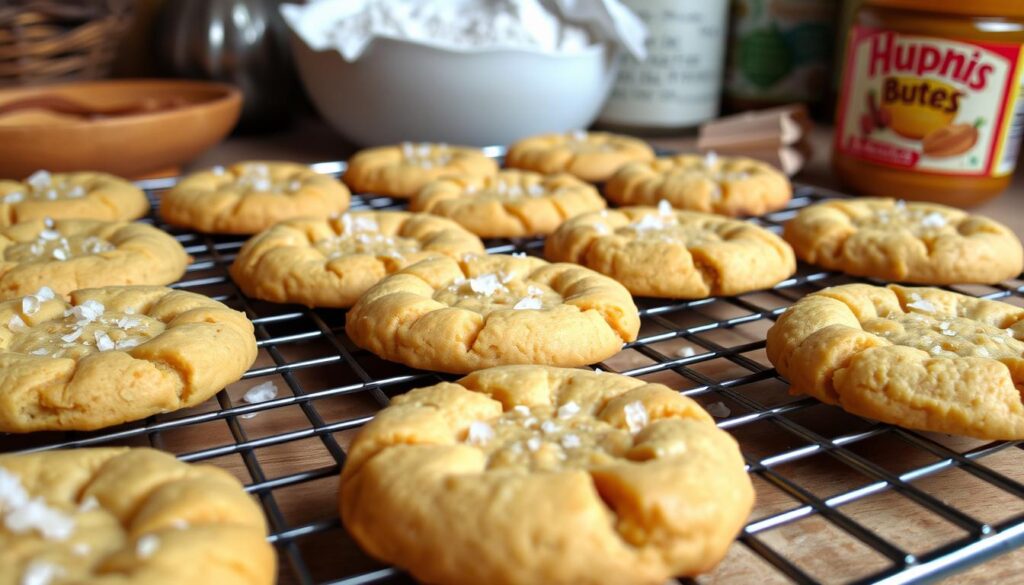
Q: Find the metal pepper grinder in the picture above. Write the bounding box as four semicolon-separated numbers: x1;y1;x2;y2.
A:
156;0;297;132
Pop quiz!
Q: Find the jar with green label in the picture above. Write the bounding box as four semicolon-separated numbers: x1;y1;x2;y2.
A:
725;0;837;114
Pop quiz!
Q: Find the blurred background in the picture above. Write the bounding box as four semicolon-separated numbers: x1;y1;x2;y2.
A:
0;0;1019;213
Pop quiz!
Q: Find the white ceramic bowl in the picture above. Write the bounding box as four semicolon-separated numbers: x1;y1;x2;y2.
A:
290;35;620;147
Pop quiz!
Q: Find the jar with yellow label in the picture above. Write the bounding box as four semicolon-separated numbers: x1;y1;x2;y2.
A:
834;0;1024;206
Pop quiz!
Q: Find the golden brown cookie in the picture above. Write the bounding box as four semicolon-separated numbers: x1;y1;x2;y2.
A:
606;153;792;217
766;283;1024;440
160;161;350;235
340;365;754;585
343;143;498;198
504;130;655;183
0;170;149;226
230;211;485;308
783;198;1023;284
410;170;606;238
0;447;274;585
546;202;796;298
0;286;257;432
0;219;190;300
345;254;640;374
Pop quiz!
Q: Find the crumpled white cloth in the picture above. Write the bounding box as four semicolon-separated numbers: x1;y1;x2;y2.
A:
280;0;646;62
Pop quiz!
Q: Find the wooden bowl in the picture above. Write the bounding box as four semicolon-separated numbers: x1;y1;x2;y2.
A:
0;79;242;179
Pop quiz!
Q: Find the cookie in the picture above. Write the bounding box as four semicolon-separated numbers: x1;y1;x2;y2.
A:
345;254;640;374
546;202;796;298
505;130;655;183
0;447;274;585
766;283;1024;440
160;161;351;235
230;211;485;308
343;142;499;198
782;198;1023;284
0;219;190;300
340;365;754;585
0;170;149;226
605;153;792;217
0;286;257;432
410;170;606;238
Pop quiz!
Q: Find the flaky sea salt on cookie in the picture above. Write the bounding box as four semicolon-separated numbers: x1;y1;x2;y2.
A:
0;170;149;226
0;447;274;585
340;365;753;585
230;211;484;308
546;203;795;298
605;153;792;217
0;286;256;432
0;219;190;300
160;161;350;235
343;142;498;198
782;197;1023;284
767;283;1024;440
411;169;606;238
505;130;654;183
345;254;640;373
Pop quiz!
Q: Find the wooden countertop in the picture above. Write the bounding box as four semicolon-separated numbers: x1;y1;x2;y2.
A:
189;119;1024;584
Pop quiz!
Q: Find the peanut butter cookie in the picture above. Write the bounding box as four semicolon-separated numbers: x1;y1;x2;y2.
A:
0;170;149;226
783;198;1023;284
345;254;640;374
230;211;484;308
0;286;257;432
343;143;498;198
340;365;754;585
546;202;796;298
605;153;792;217
160;161;350;235
505;130;655;183
766;283;1024;440
0;447;274;585
411;170;606;238
0;219;190;300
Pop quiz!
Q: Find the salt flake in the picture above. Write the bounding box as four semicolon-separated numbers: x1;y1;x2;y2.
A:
623;401;649;434
512;296;543;310
676;346;696;358
466;421;494;446
920;212;947;228
136;534;160;559
243;381;278;404
560;434;581;449
557;401;580;419
468;273;504;296
706;401;731;418
19;560;64;585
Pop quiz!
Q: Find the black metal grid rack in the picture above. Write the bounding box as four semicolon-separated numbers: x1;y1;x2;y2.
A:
4;157;1024;585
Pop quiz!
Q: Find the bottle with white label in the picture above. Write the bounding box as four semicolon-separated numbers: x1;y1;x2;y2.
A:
597;0;730;133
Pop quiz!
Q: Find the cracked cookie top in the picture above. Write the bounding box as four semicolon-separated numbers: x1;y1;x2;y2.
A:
345;254;640;374
605;153;792;217
0;219;190;300
0;286;257;432
505;131;655;183
0;170;149;226
160;161;351;235
546;202;796;299
340;365;753;585
342;143;498;198
229;211;484;308
0;447;274;585
411;169;606;238
782;197;1023;284
767;283;1024;440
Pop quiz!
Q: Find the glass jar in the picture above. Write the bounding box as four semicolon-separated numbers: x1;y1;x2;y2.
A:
833;0;1024;206
596;0;730;134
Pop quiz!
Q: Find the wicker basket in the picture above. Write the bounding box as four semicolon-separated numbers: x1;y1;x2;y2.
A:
0;0;134;87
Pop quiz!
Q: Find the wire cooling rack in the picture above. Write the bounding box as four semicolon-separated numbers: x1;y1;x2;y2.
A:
3;155;1024;585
